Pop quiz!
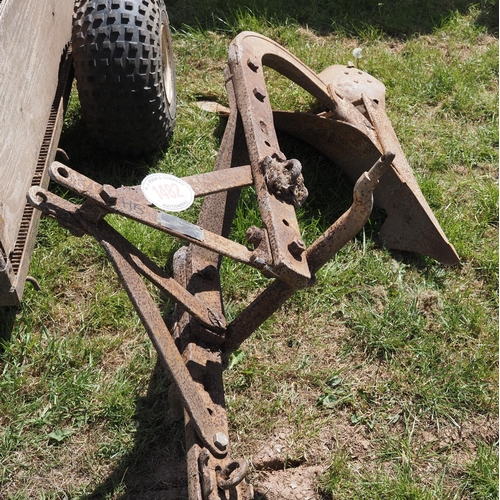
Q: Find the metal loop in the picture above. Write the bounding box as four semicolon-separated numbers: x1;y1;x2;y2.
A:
216;459;249;490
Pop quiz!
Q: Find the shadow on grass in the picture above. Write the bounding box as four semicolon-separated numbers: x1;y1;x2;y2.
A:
58;112;169;189
165;0;498;37
81;360;189;499
0;306;17;353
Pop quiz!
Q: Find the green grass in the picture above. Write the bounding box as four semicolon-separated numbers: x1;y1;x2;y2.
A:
1;1;498;498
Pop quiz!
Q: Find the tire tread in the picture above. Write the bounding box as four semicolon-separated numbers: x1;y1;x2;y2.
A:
72;0;175;155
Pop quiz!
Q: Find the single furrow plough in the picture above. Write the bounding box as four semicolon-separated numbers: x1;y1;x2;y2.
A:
28;32;458;499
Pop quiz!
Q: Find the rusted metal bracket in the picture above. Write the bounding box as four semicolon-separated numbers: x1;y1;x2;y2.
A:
28;31;458;499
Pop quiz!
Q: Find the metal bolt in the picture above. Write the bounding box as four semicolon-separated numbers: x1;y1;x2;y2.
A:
214;432;229;451
247;58;259;72
100;184;118;205
251;256;266;267
245;226;263;246
288;238;306;257
253;87;266;102
208;308;225;329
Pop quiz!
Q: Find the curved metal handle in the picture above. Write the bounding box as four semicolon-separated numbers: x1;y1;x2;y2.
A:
228;31;376;151
229;31;334;111
216;459;250;490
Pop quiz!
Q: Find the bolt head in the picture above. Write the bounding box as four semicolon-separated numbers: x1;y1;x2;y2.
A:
252;257;266;267
214;432;229;450
100;184;118;205
288;238;306;257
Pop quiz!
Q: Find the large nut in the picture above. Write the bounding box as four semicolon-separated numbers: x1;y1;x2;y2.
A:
214;432;229;451
100;184;118;205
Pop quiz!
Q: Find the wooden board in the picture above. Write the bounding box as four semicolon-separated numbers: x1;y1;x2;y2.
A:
0;0;73;304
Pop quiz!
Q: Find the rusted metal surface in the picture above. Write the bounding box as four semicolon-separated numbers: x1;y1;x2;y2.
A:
28;31;459;499
222;152;395;356
271;64;459;265
319;64;387;109
170;73;255;498
228;32;313;288
26;191;229;459
49;161;261;270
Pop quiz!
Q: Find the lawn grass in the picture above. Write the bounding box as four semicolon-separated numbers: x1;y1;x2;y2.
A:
0;1;498;498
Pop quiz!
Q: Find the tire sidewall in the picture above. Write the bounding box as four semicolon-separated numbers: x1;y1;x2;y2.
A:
160;6;176;123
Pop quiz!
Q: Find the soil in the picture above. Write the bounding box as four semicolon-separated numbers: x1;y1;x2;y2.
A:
253;466;324;500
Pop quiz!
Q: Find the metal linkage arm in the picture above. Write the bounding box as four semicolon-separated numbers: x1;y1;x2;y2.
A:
89;221;230;458
26;30;459;500
48;162;271;273
222;152;394;356
27;186;230;458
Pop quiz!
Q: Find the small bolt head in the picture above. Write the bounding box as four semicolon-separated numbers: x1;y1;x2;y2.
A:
252;256;266;267
253;87;266;102
100;184;118;205
245;226;263;246
214;432;229;450
288;238;306;257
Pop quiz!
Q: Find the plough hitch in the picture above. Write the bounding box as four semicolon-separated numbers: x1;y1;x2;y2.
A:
28;32;457;499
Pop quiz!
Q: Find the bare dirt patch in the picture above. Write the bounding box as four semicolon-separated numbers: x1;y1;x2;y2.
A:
254;466;324;500
248;418;370;499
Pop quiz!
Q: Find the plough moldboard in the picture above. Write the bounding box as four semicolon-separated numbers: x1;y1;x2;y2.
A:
28;32;458;499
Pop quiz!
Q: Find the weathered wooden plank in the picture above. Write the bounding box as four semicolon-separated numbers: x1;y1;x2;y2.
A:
0;0;73;304
0;0;73;257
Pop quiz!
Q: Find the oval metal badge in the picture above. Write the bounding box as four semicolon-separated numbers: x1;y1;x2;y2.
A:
141;173;195;212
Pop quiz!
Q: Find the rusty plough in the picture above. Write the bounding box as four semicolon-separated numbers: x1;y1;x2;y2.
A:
28;32;458;499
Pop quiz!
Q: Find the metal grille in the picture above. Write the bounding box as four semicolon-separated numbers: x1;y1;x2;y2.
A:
9;49;73;272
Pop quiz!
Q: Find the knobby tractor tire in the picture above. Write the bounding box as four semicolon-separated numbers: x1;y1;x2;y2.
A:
72;0;176;156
